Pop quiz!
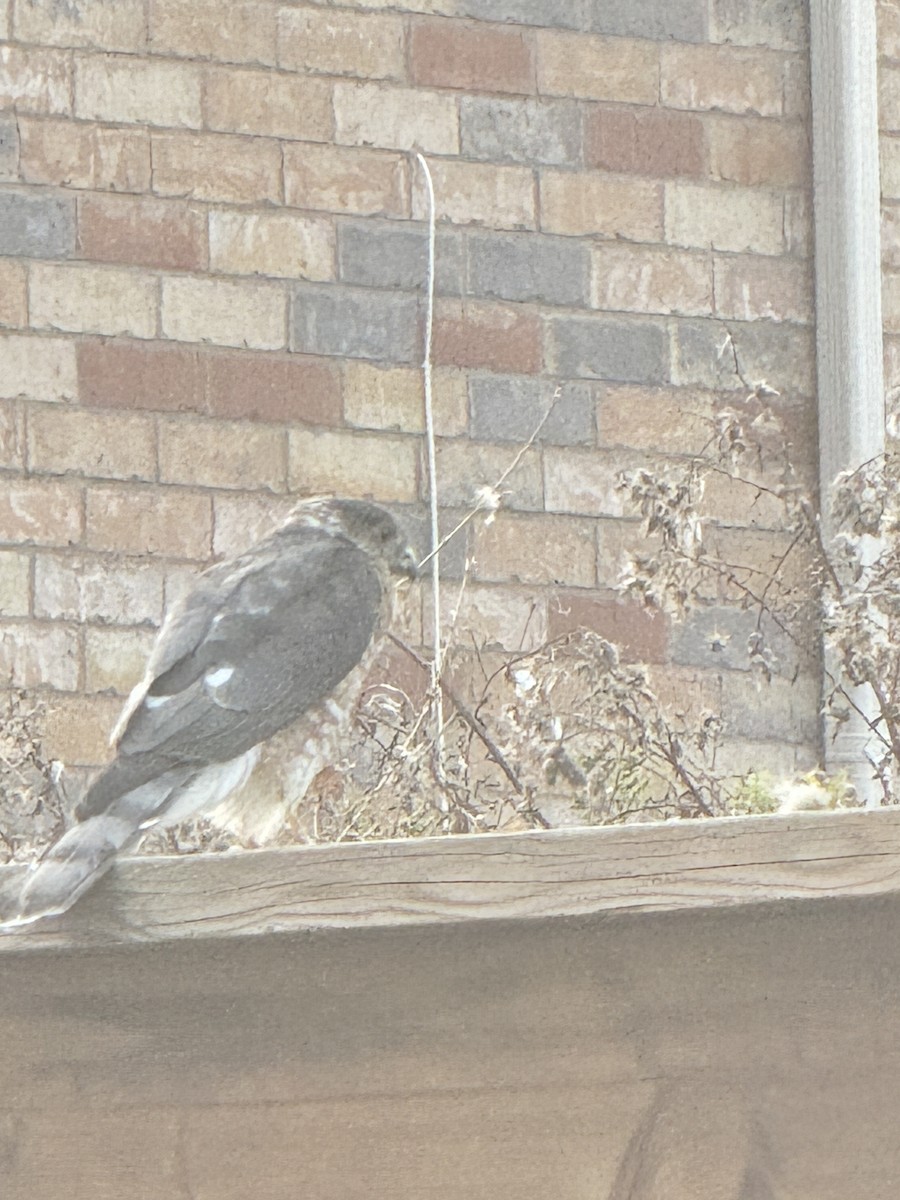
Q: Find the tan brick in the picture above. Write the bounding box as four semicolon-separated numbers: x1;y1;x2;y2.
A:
42;691;124;763
426;583;548;653
473;512;596;587
150;0;277;64
700;470;787;528
13;0;146;51
881;0;900;59
284;142;407;217
0;620;81;690
432;369;469;436
211;493;297;557
19;117;151;192
881;64;900;132
665;183;784;254
547;591;668;663
75;55;202;128
204;67;332;142
334;82;459;155
205;350;342;424
411;19;533;93
784;190;811;256
84;625;156;694
434;300;542;373
0;550;31;616
0;261;27;328
707;116;810;188
0;478;82;546
540;171;662;241
152;131;282;204
342;362;466;436
599;386;716;454
883;204;900;268
783;55;809;120
714;254;813;323
343;363;425;432
544;447;626;517
30;263;158;339
209;210;334;281
592;243;712;317
288;428;417;501
661;43;786;117
0;334;77;402
884;271;900;334
0;45;71;114
280;7;405;80
415;159;535;230
161;276;286;350
0;402;24;469
158;415;286;490
535;29;658;103
883;136;900;199
585;106;707;178
78;194;207;271
86;486;212;558
28;405;156;481
432;440;542;510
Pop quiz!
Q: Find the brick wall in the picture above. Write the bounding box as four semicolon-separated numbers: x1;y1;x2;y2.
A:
0;0;816;788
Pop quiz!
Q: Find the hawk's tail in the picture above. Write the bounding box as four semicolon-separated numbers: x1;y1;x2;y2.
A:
0;772;190;929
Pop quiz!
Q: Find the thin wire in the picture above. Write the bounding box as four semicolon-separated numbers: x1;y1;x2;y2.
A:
415;151;445;783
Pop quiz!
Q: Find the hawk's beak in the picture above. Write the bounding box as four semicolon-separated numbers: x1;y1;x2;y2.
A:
399;546;418;580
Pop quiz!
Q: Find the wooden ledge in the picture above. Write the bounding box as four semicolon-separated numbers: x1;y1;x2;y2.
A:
1;807;899;953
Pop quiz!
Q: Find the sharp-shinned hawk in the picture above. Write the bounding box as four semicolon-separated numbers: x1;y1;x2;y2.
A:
2;497;416;928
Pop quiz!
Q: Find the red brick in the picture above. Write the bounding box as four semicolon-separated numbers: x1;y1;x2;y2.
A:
77;194;208;271
204;352;342;424
585;106;707;178
548;591;669;663
434;301;542;373
410;19;534;93
79;339;204;413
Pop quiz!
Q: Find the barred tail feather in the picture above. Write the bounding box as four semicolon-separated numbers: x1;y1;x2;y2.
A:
1;772;190;928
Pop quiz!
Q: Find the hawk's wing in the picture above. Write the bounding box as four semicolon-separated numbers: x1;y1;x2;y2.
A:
78;529;383;818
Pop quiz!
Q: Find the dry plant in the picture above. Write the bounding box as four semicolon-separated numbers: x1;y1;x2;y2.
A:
0;689;64;863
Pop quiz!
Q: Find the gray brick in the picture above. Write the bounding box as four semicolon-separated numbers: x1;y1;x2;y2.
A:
467;232;590;307
586;0;708;42
0;190;74;258
0;118;18;182
460;0;586;29
711;0;807;50
672;319;815;395
547;314;668;383
719;670;819;744
337;221;462;294
470;375;594;445
460;97;581;166
291;282;420;364
392;504;470;579
671;607;797;675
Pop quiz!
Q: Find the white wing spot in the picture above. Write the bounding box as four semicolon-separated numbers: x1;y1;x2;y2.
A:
205;666;235;688
145;694;172;709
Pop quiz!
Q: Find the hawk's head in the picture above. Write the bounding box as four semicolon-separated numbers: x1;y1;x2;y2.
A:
283;498;418;579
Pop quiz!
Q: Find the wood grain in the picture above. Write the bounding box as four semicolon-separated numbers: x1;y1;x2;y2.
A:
2;807;900;951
